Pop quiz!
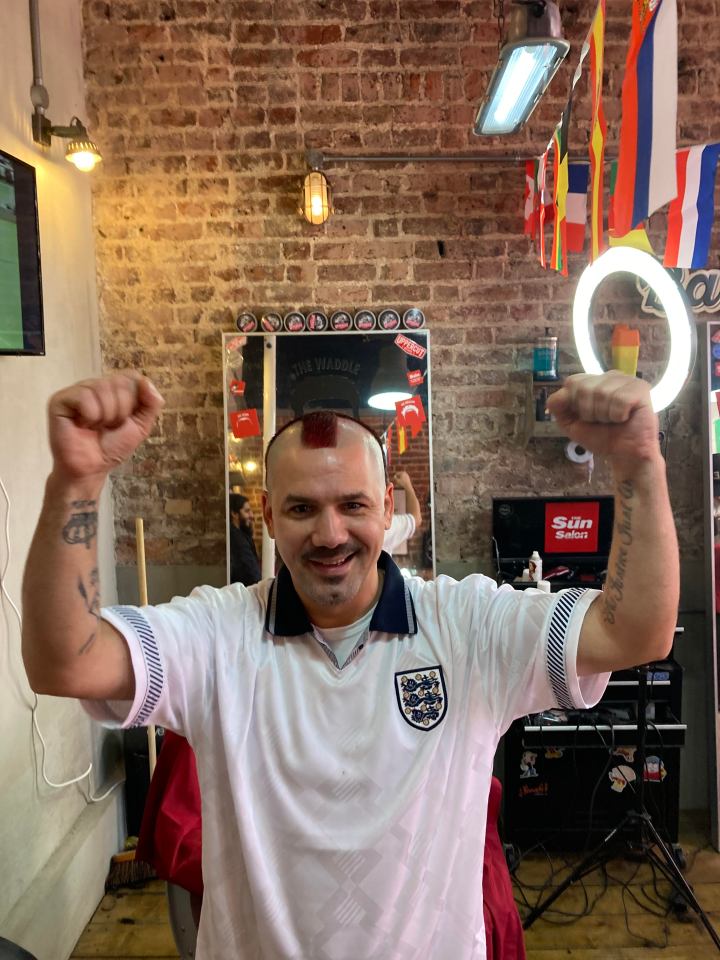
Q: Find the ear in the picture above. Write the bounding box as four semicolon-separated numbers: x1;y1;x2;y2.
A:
261;490;274;538
384;482;394;531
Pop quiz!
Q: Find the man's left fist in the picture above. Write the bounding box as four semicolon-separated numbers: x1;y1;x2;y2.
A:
546;372;660;465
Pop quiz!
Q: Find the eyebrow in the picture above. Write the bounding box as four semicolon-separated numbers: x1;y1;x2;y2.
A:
281;492;373;507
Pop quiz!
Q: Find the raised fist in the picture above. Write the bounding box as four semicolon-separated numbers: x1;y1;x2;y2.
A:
48;372;164;483
547;372;660;468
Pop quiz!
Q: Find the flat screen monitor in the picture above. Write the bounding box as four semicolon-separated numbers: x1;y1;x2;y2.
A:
0;149;44;355
492;495;615;566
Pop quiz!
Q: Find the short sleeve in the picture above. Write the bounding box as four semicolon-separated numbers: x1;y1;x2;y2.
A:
81;583;249;738
475;583;610;734
383;514;416;554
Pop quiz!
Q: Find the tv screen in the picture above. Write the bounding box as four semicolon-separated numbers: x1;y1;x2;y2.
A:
492;496;615;564
0;149;44;355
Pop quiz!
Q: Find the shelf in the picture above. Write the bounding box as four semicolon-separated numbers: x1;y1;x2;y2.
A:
523;374;566;445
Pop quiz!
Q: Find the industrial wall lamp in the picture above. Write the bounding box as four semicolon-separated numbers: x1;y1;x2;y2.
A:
474;0;570;136
29;0;102;172
300;150;333;225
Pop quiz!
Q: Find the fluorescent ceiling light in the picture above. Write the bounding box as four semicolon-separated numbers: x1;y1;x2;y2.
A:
573;248;696;412
474;1;569;137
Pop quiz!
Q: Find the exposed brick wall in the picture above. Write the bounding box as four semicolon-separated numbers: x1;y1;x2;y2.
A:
82;0;714;574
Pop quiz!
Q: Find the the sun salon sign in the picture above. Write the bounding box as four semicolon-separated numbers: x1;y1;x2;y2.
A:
636;268;720;317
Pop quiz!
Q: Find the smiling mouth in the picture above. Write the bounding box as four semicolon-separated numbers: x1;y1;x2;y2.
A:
307;553;356;575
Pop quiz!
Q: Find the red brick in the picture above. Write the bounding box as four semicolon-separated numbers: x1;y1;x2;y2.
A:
85;0;704;573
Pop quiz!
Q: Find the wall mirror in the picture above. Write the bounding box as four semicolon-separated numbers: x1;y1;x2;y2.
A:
222;329;435;584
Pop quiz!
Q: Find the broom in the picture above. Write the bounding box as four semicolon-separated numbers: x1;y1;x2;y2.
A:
104;518;158;891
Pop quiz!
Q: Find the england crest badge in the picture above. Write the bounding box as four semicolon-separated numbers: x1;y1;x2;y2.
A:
395;665;447;731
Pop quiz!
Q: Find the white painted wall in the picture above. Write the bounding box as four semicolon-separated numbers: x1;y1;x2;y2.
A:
0;1;123;957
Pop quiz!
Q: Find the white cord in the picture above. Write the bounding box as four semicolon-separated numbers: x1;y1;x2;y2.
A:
0;474;124;802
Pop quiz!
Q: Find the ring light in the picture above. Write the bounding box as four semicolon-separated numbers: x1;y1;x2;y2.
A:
572;247;696;412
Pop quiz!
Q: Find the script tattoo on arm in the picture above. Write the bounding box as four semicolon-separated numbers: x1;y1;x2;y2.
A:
62;500;98;549
77;567;100;655
602;480;634;625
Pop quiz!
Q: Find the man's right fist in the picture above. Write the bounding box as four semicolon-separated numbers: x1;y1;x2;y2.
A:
48;373;165;482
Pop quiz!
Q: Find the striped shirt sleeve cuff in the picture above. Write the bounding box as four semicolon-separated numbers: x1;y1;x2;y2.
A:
81;605;164;729
546;587;610;710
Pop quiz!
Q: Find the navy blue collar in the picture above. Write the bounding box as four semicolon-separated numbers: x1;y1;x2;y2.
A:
264;551;418;637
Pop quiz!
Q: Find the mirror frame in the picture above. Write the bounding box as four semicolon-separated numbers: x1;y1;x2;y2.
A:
222;329;436;582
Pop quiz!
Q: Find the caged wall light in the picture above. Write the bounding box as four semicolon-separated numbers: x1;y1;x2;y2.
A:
300;151;333;225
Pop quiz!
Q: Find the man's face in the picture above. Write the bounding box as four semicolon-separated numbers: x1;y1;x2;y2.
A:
239;501;254;531
263;422;393;627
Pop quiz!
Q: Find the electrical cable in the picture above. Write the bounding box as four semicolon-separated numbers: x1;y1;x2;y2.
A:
0;473;124;803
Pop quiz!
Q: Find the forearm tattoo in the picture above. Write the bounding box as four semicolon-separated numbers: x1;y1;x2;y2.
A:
77;567;100;655
62;500;98;549
603;480;634;625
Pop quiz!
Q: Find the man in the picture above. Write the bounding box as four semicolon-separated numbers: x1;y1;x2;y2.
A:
229;492;261;586
383;469;422;555
22;370;678;959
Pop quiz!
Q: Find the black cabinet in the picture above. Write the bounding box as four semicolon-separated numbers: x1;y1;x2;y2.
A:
502;651;686;852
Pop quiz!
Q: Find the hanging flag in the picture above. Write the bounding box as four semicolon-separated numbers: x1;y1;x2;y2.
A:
395;396;426;439
566;163;589;253
664;144;720;269
551;101;572;276
524;159;538;237
608;160;655;253
588;0;607;260
612;0;678;237
537;148;550;269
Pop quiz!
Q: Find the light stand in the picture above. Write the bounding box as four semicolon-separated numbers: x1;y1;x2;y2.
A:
522;665;720;950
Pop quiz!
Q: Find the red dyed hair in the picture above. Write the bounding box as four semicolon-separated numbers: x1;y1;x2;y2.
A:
265;411;388;483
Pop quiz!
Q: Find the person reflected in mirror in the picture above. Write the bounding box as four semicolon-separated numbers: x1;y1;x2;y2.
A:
229;493;261;586
21;371;679;959
383;469;422;555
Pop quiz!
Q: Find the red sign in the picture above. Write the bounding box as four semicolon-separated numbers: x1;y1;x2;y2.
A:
407;369;424;387
230;379;246;396
544;501;599;554
230;409;261;439
394;334;427;360
395;395;426;438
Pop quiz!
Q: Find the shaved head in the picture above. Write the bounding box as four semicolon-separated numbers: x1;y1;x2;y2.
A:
265;412;388;491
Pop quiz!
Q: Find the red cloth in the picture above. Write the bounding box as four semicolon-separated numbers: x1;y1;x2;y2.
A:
483;776;526;960
138;739;524;958
136;731;203;896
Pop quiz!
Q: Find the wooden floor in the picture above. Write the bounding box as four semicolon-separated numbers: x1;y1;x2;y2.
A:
71;815;720;959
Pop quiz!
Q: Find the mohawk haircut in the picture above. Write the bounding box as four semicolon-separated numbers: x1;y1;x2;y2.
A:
265;411;389;484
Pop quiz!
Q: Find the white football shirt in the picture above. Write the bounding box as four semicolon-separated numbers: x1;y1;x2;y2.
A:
84;553;607;959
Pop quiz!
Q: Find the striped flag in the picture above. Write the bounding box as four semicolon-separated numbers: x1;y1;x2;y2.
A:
664;144;720;269
567;163;589;253
588;0;607;260
608;160;655;253
538;148;550;269
551;102;572;276
397;425;407;455
612;0;677;238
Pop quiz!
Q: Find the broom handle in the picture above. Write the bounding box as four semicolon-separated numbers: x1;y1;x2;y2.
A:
135;517;157;777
